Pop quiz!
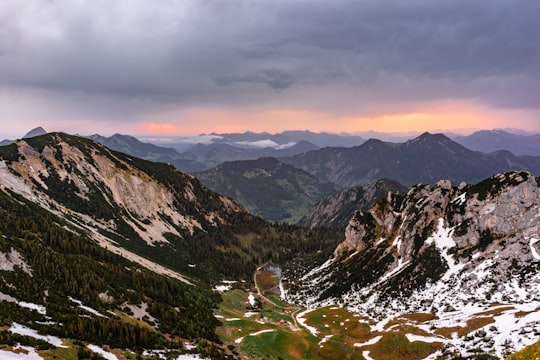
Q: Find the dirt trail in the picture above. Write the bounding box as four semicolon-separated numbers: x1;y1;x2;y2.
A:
253;265;301;329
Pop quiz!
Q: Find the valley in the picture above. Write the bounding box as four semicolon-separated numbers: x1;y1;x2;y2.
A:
216;264;540;360
1;132;539;359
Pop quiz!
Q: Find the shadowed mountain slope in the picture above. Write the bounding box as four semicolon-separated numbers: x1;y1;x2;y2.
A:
280;132;540;187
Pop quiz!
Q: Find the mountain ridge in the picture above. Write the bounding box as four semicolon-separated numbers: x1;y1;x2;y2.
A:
454;129;540;156
195;157;341;223
282;170;540;358
280;132;540;187
298;178;408;229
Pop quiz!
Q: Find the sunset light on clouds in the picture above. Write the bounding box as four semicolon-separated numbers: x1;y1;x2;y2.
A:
132;101;538;136
1;0;539;138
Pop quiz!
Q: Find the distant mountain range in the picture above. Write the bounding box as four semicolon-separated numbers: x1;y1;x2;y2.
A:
453;129;540;156
280;132;540;187
149;130;366;151
195;157;341;223
181;140;319;170
87;133;209;172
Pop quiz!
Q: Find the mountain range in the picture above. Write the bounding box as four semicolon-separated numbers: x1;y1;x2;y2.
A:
1;132;540;358
454;129;540;156
280;132;540;187
0;132;341;358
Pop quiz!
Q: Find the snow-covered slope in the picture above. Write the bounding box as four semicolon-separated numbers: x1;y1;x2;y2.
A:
282;171;540;358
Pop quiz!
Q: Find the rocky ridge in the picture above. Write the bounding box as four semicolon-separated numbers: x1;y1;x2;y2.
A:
298;178;407;229
0;133;260;281
282;171;540;358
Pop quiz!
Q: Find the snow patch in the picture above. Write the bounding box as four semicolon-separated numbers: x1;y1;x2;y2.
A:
87;344;118;360
451;193;467;205
405;333;445;343
18;302;46;315
68;297;106;317
9;322;66;348
234;329;275;344
354;335;382;347
0;344;43;359
296;309;319;336
248;292;256;307
0;248;33;276
530;238;540;260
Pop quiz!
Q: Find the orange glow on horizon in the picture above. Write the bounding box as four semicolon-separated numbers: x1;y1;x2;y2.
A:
133;101;537;136
136;122;179;135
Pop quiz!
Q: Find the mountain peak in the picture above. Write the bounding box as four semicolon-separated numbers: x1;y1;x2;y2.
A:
409;132;450;143
23;126;47;138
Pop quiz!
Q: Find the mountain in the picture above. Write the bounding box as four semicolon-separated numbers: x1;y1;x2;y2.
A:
454;129;540;156
23;126;48;138
0;126;48;146
161;130;364;150
144;130;365;169
283;171;540;358
299;178;408;229
195;157;341;223
0;132;341;358
0;132;339;279
87;133;208;173
182;140;319;170
278;130;365;148
280;132;540;187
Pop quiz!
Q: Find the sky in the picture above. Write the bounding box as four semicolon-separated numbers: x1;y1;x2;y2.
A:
1;0;539;139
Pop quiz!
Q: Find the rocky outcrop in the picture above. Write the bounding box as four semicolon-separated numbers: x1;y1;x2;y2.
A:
284;171;540;313
282;171;540;358
298;178;407;229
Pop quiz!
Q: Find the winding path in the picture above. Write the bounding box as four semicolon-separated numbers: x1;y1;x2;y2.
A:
253;264;302;329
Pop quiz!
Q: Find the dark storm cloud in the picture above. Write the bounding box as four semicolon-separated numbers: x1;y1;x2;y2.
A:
0;0;539;115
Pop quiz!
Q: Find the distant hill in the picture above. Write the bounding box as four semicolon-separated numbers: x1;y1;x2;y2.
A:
87;133;208;172
182;140;319;170
24;126;48;138
454;129;540;156
0;126;48;145
195;157;341;223
280;132;540;187
299;179;408;229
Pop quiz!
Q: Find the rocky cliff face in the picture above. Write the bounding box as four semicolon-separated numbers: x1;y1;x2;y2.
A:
282;171;540;358
0;133;259;280
298;178;407;229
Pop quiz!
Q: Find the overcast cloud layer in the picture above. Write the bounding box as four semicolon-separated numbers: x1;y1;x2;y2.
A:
1;0;539;135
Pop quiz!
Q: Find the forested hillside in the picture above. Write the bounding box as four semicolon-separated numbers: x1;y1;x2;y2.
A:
0;133;342;358
0;188;226;358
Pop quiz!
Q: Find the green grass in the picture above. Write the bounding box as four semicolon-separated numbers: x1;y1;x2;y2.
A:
241;329;319;360
367;333;443;360
216;287;444;360
508;340;540;360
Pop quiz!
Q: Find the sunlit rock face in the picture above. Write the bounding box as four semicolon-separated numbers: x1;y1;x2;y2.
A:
282;172;540;358
283;172;540;358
